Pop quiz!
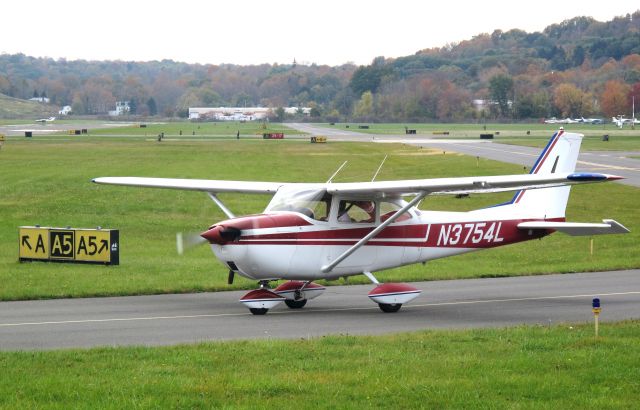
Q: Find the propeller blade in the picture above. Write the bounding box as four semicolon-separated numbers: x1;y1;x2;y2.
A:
176;232;208;255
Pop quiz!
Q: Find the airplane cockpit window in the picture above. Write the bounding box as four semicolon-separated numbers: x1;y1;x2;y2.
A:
337;200;376;223
379;199;413;222
266;188;331;221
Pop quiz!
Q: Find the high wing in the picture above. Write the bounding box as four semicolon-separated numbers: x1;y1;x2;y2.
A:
93;172;622;197
92;177;284;194
324;172;623;197
518;219;630;236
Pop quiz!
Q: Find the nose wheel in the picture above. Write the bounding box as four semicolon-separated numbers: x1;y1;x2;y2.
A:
274;281;326;310
284;299;308;309
240;287;285;315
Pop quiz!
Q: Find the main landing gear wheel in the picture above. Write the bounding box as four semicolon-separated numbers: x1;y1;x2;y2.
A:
284;299;308;309
366;277;421;313
249;308;269;315
378;303;402;313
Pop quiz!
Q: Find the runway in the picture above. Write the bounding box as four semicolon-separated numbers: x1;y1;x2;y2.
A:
1;270;639;350
286;123;640;188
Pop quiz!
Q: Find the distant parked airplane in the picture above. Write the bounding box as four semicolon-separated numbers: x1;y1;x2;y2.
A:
578;117;603;125
35;117;56;124
545;117;602;125
612;116;639;128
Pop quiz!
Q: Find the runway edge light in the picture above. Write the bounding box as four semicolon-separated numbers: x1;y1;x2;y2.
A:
592;297;601;338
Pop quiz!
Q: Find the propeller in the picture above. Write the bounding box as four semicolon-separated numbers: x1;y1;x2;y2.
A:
176;232;208;255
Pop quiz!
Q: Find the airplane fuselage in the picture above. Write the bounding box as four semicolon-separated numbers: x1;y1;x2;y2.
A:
207;210;553;281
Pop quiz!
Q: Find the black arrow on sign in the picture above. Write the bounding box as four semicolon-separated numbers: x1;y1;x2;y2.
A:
98;240;108;254
21;236;32;250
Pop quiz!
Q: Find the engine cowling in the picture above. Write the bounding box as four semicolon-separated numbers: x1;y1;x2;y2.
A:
201;225;241;245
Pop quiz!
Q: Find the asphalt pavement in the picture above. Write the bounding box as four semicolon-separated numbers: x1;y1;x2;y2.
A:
1;270;639;350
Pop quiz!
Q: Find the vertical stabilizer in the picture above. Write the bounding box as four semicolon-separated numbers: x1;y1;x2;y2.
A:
508;130;582;219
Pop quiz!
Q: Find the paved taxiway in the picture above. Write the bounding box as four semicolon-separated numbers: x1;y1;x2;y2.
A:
287;123;640;188
1;270;638;350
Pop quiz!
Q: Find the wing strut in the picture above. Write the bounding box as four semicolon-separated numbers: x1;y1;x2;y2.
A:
207;192;235;219
321;192;427;273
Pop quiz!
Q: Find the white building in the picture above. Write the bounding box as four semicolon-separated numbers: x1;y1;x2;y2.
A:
188;107;271;121
109;101;131;116
29;97;50;103
58;105;72;115
283;107;311;115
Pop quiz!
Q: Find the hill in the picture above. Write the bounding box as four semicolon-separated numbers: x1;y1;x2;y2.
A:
0;93;55;119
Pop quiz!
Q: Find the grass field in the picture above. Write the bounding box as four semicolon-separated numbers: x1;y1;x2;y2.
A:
84;121;303;138
0;321;638;408
321;122;640;151
0;131;638;301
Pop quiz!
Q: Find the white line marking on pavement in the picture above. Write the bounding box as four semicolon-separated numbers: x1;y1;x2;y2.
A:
1;291;638;327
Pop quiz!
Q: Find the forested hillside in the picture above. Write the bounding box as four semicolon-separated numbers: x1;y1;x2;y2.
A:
1;11;638;121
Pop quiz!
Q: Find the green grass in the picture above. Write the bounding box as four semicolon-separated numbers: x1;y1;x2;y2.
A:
1;321;638;408
320;122;640;151
84;121;303;138
0;134;638;300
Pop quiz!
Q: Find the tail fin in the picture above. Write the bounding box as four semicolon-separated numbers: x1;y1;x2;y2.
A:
508;129;582;219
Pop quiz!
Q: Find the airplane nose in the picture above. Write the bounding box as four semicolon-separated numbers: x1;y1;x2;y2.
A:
201;225;241;245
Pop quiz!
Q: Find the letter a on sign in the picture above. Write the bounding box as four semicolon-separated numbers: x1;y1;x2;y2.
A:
19;227;50;260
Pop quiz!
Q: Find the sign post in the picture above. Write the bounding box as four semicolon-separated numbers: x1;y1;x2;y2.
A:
592;298;601;338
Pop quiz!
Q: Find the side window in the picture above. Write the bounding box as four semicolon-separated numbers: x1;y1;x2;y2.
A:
379;200;412;222
337;200;376;223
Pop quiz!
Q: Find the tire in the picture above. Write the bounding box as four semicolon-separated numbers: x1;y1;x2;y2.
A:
249;308;269;315
285;299;307;309
378;303;402;313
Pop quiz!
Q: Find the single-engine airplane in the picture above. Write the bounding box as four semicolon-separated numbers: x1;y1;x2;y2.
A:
35;116;56;123
93;130;629;315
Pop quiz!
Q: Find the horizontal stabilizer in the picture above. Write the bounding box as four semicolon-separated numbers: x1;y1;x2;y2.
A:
517;219;630;236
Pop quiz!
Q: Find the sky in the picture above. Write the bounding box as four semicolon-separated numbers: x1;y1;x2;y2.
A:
1;0;636;66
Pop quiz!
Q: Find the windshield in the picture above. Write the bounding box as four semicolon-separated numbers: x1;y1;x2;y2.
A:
266;187;331;221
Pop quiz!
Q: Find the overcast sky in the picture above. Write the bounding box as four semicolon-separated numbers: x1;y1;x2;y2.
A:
1;1;636;66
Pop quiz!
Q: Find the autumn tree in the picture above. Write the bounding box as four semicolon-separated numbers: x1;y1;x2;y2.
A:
600;80;631;117
353;91;374;120
489;74;513;117
553;83;592;117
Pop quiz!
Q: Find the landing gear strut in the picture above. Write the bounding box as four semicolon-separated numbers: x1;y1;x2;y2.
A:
240;280;326;315
275;281;325;309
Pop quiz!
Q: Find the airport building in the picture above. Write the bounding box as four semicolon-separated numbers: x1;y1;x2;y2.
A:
188;107;311;121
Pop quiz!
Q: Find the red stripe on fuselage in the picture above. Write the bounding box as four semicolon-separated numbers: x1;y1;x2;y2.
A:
212;213;312;230
229;218;564;249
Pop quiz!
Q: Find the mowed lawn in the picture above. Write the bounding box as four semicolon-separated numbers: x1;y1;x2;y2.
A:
0;321;639;408
0;134;638;300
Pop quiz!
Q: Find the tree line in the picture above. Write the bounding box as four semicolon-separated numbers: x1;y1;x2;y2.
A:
0;11;638;121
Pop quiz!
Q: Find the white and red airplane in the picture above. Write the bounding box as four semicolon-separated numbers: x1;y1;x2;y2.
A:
93;130;629;315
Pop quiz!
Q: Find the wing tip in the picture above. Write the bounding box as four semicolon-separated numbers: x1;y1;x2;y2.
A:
567;173;624;182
